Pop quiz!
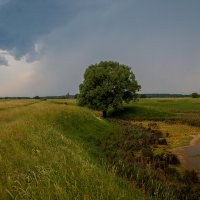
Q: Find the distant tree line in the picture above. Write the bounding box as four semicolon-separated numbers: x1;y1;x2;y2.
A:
33;93;76;99
0;93;77;100
0;93;198;100
139;93;198;98
0;97;31;99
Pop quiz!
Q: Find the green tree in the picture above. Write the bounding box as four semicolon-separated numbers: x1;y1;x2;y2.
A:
34;96;40;99
79;61;141;117
191;92;199;98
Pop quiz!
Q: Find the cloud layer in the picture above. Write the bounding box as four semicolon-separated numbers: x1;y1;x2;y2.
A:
0;54;8;65
0;0;200;96
0;0;73;60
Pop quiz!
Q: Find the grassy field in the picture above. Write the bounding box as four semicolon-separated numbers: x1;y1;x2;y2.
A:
0;98;200;199
107;98;200;199
109;98;200;147
0;99;145;200
110;98;200;120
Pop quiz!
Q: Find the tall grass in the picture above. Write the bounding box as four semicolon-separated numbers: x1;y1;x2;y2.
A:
0;100;145;199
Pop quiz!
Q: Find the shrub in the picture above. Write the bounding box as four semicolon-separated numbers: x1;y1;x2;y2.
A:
182;170;199;184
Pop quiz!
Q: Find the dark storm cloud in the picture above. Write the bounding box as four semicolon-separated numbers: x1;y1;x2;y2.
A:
32;0;200;95
0;0;200;96
0;0;9;6
0;0;75;60
0;0;113;61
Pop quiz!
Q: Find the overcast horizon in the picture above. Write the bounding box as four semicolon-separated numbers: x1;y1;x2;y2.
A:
0;0;200;97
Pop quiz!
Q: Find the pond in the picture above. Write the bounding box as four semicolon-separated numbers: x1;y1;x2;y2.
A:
172;135;200;171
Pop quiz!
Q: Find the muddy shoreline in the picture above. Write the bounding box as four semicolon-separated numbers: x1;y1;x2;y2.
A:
190;134;200;146
172;134;200;171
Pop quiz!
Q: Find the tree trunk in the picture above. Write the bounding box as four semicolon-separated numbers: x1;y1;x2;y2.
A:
102;110;107;118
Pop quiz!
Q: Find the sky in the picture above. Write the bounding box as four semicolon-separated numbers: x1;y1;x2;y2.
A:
0;0;200;97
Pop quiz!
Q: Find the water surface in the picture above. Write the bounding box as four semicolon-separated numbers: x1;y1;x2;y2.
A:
172;135;200;171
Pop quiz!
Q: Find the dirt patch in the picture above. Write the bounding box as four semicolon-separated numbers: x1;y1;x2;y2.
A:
190;134;200;146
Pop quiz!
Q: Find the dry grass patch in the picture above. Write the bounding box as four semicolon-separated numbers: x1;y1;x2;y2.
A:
132;121;200;148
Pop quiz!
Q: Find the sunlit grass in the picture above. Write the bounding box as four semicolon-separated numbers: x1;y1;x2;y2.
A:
0;100;145;199
132;120;200;148
0;99;38;110
1;97;200;199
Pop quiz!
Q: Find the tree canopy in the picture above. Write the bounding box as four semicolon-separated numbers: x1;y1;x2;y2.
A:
191;92;199;98
79;61;141;117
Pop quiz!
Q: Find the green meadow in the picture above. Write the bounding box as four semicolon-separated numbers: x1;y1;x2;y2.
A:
0;98;200;199
0;99;145;200
110;98;200;121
